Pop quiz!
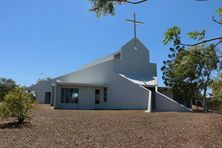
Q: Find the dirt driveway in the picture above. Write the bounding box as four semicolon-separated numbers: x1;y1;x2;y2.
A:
0;105;222;148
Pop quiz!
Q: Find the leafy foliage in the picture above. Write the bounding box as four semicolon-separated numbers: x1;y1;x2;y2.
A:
37;77;51;83
162;44;221;109
163;26;181;45
0;78;17;101
162;6;222;111
89;0;147;16
187;30;206;41
212;8;222;25
89;0;119;17
217;8;222;16
162;45;199;107
0;87;36;123
211;74;222;101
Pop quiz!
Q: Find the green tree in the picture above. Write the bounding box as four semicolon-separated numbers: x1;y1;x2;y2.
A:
161;45;201;108
162;44;221;111
163;7;222;51
37;77;51;83
211;74;222;101
89;0;147;16
0;87;36;123
0;78;17;101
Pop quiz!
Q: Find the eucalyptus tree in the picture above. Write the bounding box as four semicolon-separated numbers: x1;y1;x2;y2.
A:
211;74;222;101
0;78;17;101
162;43;221;111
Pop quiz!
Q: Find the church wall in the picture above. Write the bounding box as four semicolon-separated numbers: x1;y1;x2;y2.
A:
54;60;112;109
28;80;56;104
99;73;150;110
113;38;157;77
28;38;155;110
53;60;151;110
54;85;105;110
155;92;191;112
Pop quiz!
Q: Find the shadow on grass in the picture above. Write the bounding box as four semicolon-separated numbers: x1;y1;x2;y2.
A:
0;121;32;129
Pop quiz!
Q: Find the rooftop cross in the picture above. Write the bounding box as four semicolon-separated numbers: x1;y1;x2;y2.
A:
126;13;144;39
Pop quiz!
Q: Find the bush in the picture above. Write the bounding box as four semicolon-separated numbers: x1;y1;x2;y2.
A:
0;78;17;102
0;87;36;123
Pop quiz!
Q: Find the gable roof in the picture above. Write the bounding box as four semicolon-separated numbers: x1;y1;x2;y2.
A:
79;50;120;70
29;38;149;87
79;37;147;70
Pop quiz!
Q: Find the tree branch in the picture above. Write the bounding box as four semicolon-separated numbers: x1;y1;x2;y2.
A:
179;36;222;47
107;0;147;4
180;40;222;59
212;16;222;25
126;0;148;4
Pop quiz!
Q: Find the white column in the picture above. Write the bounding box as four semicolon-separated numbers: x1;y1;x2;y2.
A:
154;77;158;92
145;89;152;113
53;84;58;109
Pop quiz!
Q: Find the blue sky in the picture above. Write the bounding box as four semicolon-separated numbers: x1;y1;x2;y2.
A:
0;0;221;86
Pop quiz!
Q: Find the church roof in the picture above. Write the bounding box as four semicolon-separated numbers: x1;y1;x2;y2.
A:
79;37;145;70
119;73;156;86
79;50;121;70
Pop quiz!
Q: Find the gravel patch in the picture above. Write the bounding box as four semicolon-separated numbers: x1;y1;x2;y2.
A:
0;105;222;148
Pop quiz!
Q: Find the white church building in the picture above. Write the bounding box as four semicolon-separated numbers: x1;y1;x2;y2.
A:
28;37;191;112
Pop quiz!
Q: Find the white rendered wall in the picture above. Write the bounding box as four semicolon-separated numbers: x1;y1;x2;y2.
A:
155;92;192;112
54;60;151;110
28;38;156;110
114;38;157;76
55;86;104;110
28;80;55;104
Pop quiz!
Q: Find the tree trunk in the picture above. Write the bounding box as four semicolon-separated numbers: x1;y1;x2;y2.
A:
203;84;208;112
203;97;208;112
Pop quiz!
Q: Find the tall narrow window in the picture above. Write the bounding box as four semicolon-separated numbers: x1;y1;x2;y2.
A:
74;88;79;104
104;88;107;102
95;89;100;104
65;88;70;103
61;88;65;103
70;88;74;103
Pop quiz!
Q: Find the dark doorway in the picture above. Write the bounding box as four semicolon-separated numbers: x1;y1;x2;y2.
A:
45;92;51;104
51;86;54;106
95;89;100;104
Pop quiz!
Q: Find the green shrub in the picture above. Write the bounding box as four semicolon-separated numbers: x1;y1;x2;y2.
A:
0;87;36;123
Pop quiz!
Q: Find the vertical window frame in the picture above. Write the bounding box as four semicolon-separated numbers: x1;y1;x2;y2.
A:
61;87;79;104
104;87;107;102
95;89;100;104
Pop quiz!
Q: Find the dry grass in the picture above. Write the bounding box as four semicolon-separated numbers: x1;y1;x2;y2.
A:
0;105;222;148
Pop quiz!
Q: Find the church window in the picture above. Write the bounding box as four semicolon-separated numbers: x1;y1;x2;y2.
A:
61;88;79;104
104;88;107;102
95;89;100;104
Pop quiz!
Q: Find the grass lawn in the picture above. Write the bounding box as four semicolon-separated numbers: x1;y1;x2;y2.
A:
0;105;222;147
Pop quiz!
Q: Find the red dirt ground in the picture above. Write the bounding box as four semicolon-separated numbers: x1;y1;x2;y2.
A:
0;105;222;148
